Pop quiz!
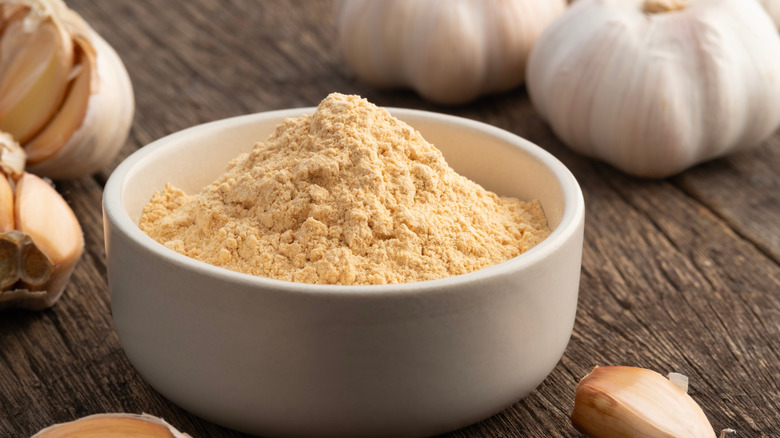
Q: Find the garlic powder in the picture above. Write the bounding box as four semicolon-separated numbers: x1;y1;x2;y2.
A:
139;93;550;285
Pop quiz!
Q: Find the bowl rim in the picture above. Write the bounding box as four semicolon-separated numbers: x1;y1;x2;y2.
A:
104;107;584;297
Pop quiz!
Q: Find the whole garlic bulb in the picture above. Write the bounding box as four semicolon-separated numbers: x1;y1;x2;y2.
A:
336;0;567;105
0;0;134;180
527;0;780;178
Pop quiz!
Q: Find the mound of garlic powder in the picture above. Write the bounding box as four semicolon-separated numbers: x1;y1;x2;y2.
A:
139;93;550;285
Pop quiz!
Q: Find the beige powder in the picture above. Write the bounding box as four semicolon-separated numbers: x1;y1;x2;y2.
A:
139;93;550;285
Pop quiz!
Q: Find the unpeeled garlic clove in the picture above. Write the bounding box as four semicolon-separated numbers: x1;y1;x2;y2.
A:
0;171;13;232
571;366;717;438
0;0;73;143
22;31;92;166
32;413;193;438
0;0;134;180
0;171;83;310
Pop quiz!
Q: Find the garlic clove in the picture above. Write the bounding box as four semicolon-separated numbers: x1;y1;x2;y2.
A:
26;27;135;179
571;366;716;438
23;35;92;165
0;1;74;143
0;172;84;310
0;172;13;232
32;413;194;438
14;172;82;266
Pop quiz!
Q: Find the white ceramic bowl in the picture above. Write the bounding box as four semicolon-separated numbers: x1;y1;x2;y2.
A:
103;108;585;438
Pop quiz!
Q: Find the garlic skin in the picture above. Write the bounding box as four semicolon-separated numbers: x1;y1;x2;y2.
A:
571;366;716;438
0;131;25;179
336;0;567;105
32;413;193;438
527;0;780;178
759;0;780;28
0;0;134;180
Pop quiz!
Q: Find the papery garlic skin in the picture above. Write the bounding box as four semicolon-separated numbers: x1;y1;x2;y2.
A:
0;0;134;180
527;0;780;178
0;172;13;231
571;366;717;438
336;0;567;105
0;131;25;178
760;0;780;28
32;413;193;438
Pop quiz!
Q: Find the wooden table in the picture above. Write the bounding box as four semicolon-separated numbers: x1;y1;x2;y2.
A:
2;1;778;436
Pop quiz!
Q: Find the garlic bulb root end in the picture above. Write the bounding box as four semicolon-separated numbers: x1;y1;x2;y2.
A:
643;0;687;14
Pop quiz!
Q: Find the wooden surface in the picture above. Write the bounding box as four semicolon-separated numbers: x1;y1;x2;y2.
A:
2;1;779;436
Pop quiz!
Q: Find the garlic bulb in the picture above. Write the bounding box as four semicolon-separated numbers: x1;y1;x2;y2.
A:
571;366;717;438
336;0;567;105
32;413;193;437
760;0;780;28
0;134;83;310
527;0;780;178
0;0;134;180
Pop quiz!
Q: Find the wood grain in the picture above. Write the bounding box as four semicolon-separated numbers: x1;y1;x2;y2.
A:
1;1;778;437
